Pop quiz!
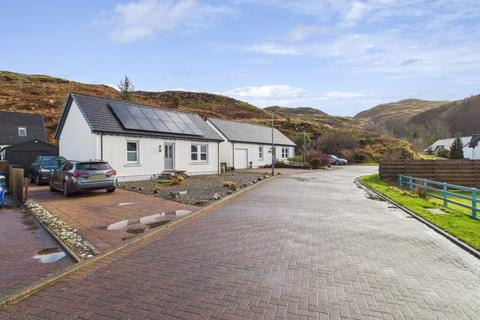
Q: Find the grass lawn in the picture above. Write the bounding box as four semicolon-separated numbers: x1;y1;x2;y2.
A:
360;174;480;251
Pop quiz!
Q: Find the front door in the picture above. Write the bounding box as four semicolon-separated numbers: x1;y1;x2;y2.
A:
164;143;174;171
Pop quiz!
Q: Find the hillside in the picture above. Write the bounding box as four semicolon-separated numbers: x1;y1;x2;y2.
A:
355;95;480;150
0;70;416;163
411;94;480;136
354;98;447;125
265;106;328;116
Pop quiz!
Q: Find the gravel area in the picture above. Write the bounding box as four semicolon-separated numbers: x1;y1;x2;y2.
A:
119;171;271;205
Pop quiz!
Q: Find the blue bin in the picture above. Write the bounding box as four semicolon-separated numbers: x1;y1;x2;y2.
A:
0;187;4;208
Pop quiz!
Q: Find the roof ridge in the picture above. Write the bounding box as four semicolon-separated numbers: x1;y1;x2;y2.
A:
208;117;277;130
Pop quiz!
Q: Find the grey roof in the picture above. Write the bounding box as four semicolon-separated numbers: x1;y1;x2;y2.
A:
0;111;46;145
207;118;296;146
468;134;480;148
55;93;222;142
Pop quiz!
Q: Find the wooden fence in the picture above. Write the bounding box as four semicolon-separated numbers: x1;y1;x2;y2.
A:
0;160;26;202
379;160;480;188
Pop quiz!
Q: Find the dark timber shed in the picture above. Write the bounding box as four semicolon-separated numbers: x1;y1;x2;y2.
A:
2;139;58;176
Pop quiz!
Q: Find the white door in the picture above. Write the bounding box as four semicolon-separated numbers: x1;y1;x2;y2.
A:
234;149;248;169
164;143;174;171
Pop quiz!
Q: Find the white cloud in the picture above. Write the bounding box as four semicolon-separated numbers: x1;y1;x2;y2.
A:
225;85;305;98
243;42;302;55
104;0;232;43
325;91;363;98
344;1;368;23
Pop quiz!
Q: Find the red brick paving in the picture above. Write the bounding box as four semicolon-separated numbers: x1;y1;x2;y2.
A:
0;208;73;297
28;186;198;252
2;167;480;319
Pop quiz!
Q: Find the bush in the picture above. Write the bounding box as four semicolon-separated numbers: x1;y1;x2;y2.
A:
437;149;450;158
275;160;288;168
414;186;428;199
289;155;304;163
306;151;330;168
223;180;240;191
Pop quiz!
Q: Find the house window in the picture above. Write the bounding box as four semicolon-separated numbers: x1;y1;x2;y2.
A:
191;144;208;162
126;141;139;163
259;146;264;160
281;147;289;158
18;127;27;137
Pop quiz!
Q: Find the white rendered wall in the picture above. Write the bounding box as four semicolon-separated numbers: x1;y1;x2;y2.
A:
59;100;97;161
231;143;295;168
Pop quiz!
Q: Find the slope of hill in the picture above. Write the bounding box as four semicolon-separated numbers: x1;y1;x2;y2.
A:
411;94;480;136
0;70;417;163
265;106;328;116
354;98;447;125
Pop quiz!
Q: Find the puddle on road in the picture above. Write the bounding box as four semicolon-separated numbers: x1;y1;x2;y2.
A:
118;202;134;206
21;211;38;231
33;247;66;263
105;210;192;239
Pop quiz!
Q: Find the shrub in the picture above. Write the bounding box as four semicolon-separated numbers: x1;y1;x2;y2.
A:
223;180;240;191
306;151;330;168
437;149;450;158
275;160;288;168
414;186;428;199
289;155;304;163
310;158;321;169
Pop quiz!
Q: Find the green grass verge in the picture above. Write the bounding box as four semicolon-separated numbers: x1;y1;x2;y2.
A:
360;174;480;251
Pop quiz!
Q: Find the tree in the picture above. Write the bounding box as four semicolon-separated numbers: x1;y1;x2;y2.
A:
449;134;464;159
172;96;181;108
118;76;135;101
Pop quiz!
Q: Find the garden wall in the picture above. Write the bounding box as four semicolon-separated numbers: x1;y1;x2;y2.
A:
379;160;480;187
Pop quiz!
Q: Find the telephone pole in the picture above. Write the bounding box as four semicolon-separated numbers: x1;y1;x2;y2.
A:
271;111;275;176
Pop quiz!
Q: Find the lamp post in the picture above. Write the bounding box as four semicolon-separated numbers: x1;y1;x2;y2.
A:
271;111;275;176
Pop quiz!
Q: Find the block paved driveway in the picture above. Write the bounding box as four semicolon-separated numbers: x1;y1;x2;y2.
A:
2;166;480;319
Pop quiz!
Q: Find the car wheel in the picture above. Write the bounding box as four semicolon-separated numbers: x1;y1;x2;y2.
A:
63;181;71;198
106;187;116;193
36;175;41;186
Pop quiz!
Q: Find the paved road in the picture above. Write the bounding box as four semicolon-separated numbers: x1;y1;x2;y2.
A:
2;166;480;319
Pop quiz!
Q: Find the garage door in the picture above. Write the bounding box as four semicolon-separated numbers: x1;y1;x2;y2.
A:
234;149;248;169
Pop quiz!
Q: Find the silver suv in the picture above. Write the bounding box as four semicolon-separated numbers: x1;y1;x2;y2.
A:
50;160;117;197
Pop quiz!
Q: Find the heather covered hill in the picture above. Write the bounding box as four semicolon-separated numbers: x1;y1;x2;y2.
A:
0;70;417;163
354;98;447;125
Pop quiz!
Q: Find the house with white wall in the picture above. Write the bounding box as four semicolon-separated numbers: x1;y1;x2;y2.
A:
55;93;223;181
206;118;296;169
426;135;480;159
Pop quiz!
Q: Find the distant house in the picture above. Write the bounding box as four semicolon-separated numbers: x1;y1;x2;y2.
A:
426;135;480;159
55;93;223;181
0;111;50;161
206;118;296;169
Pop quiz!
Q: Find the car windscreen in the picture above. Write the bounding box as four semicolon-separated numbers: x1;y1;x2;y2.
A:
40;157;63;169
77;162;111;171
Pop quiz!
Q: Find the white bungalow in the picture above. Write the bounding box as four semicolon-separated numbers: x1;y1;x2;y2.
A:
55;93;223;181
426;135;480;159
206;118;296;169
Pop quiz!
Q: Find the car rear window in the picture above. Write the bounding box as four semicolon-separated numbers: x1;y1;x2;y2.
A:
41;157;62;169
77;162;111;171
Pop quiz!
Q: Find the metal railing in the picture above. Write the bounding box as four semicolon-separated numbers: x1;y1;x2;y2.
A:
398;174;479;219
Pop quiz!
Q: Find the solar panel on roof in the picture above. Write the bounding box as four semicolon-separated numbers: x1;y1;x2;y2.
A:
108;102;202;136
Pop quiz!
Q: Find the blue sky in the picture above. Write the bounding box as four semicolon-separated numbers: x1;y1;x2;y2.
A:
1;0;479;115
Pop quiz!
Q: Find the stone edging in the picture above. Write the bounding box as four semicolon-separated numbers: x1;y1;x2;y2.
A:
356;177;480;260
0;173;281;308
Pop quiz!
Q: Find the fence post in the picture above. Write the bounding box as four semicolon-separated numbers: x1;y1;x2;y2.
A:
472;190;478;219
398;175;402;188
408;176;413;191
443;184;448;207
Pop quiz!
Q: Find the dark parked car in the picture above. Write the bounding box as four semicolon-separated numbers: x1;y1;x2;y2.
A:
29;156;66;185
329;155;348;165
49;160;117;197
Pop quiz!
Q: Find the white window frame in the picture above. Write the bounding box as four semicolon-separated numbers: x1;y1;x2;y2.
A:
259;146;264;160
191;143;208;162
126;140;139;164
18;126;27;137
281;147;289;159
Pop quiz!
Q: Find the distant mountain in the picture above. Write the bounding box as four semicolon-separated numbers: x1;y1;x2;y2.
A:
265;106;328;116
355;95;480;149
411;94;480;136
0;70;417;163
354;98;447;125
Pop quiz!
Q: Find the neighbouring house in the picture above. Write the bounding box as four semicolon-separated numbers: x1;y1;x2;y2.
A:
206;118;296;169
55;93;223;181
426;135;480;159
0;111;56;169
